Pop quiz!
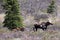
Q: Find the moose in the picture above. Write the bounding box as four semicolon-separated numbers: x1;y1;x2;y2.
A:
33;21;53;31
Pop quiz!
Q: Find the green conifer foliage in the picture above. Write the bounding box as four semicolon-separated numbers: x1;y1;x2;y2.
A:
47;0;55;14
3;0;24;30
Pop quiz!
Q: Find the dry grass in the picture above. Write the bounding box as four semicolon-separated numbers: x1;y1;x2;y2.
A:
0;14;60;40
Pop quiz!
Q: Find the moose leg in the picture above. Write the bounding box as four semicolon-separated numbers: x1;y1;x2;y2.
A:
42;28;45;30
42;26;46;30
42;28;46;30
45;26;47;30
36;28;37;31
42;28;47;31
44;26;47;30
42;26;47;30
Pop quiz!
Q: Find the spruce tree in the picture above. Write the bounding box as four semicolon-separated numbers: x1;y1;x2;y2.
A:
47;0;57;23
47;0;55;14
2;0;24;30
